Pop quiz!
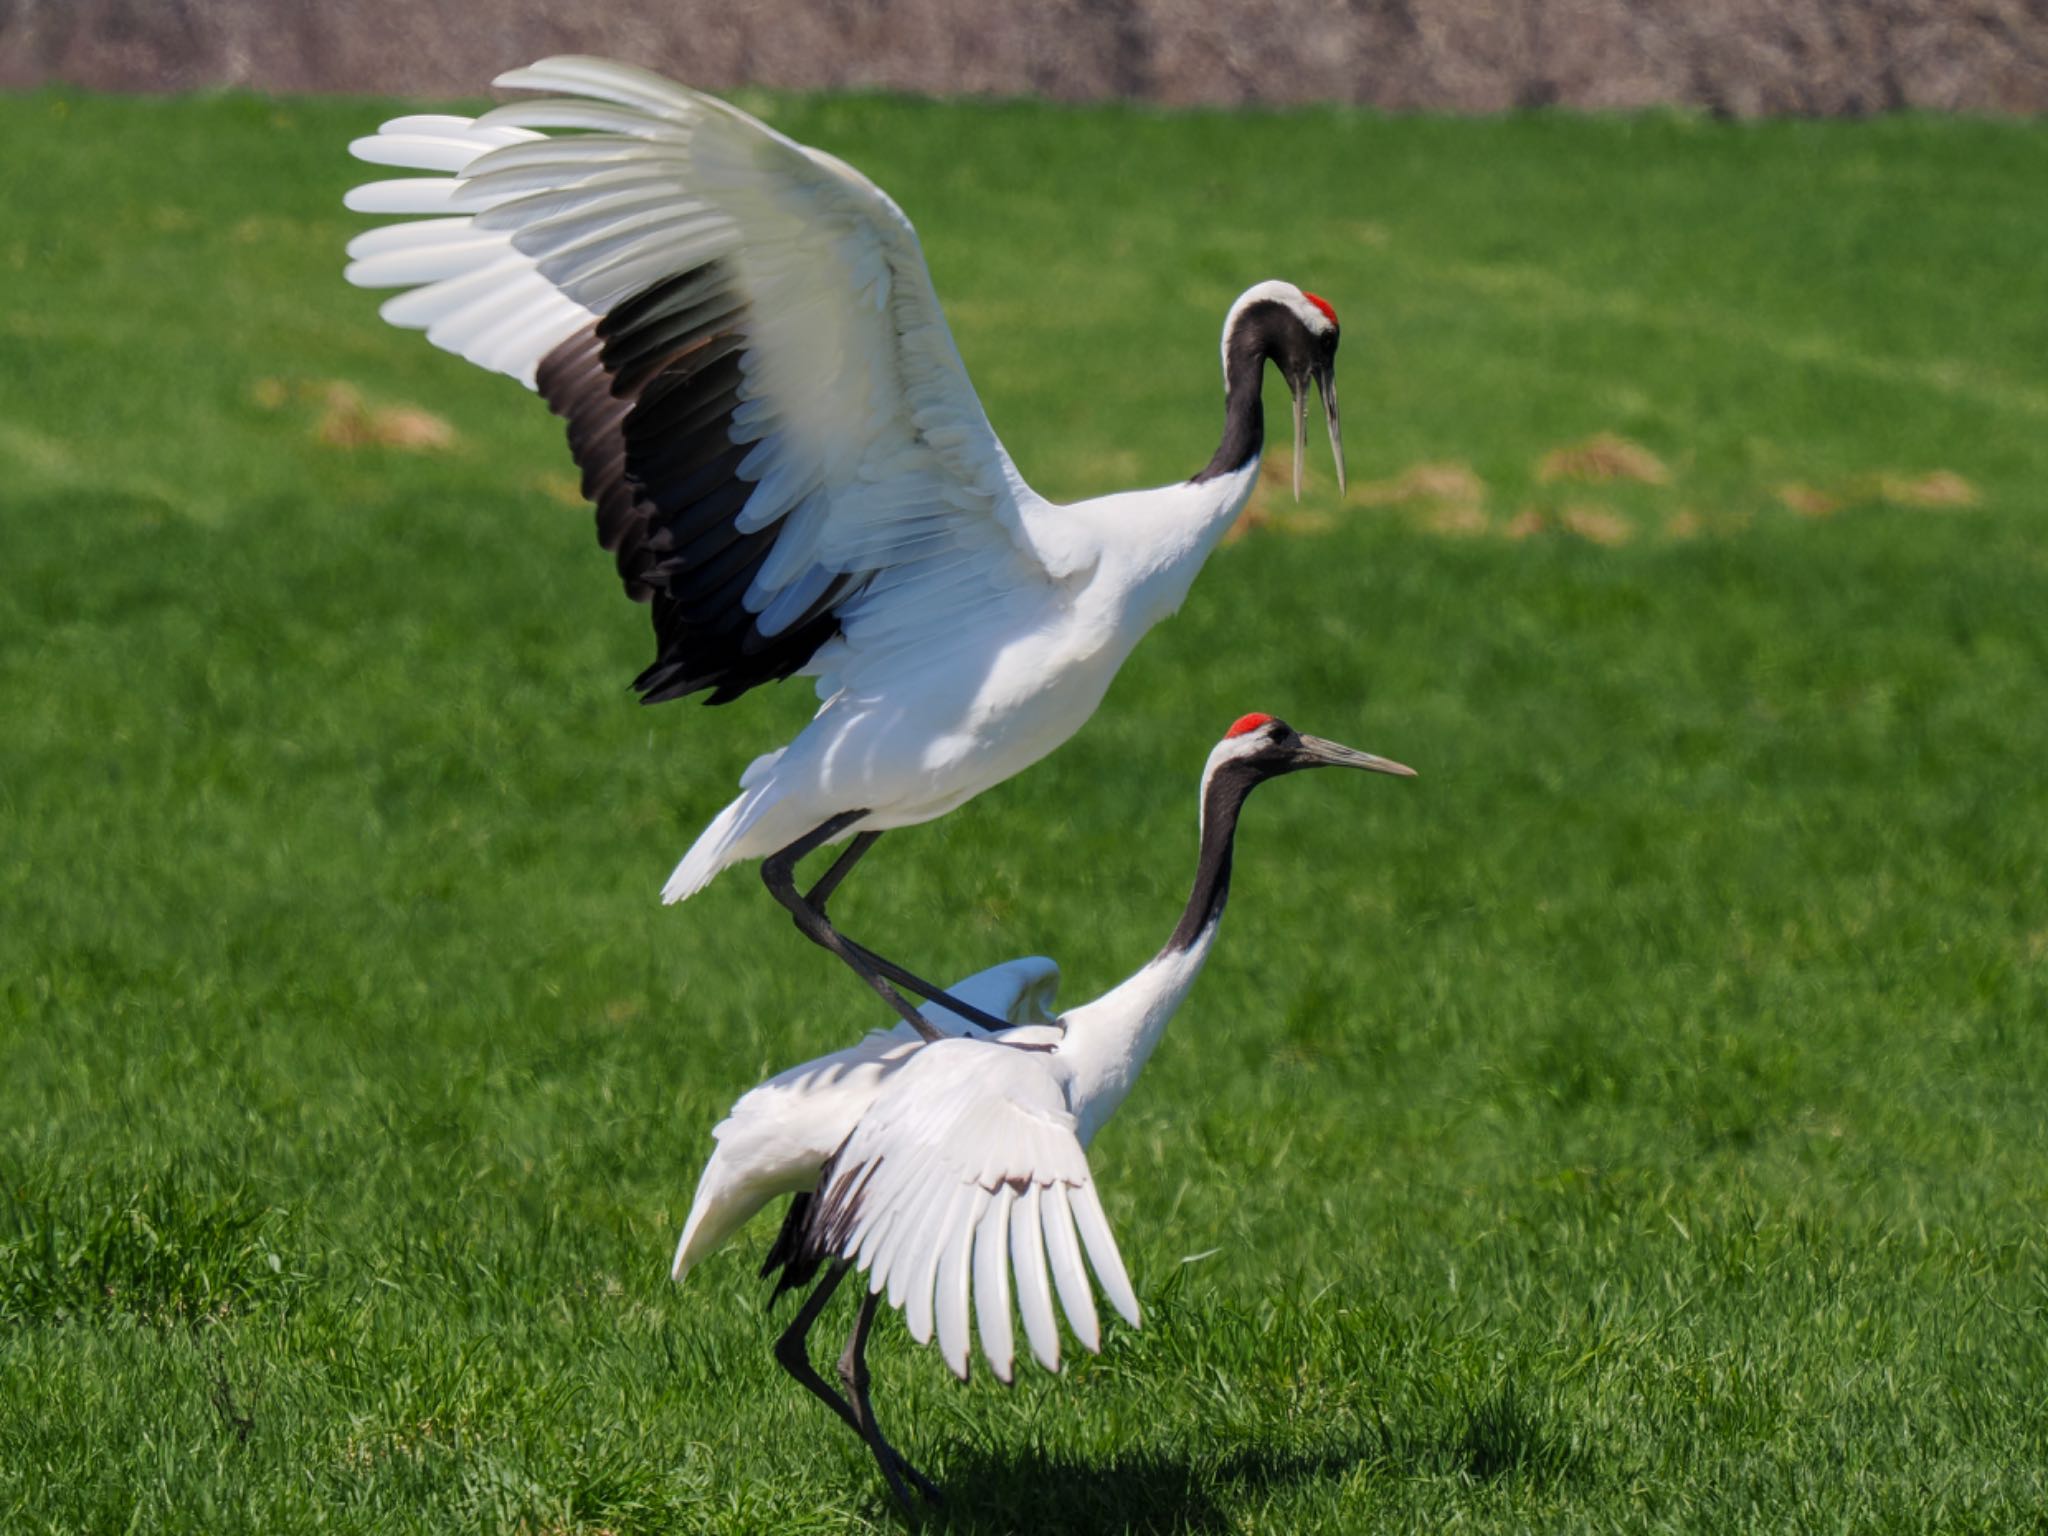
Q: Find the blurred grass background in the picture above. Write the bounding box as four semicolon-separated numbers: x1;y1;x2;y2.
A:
2;89;2045;1532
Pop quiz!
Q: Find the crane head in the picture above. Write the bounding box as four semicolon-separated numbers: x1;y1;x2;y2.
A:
1211;712;1414;783
1221;281;1346;500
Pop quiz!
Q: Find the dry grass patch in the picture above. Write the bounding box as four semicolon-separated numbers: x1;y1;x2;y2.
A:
1778;483;1841;518
1537;433;1669;486
1874;470;1977;508
1353;460;1488;509
1779;470;1977;517
1422;502;1491;537
1225;473;1333;542
1346;460;1492;539
255;378;458;453
1497;503;1637;546
315;386;457;452
1560;504;1635;546
534;471;586;508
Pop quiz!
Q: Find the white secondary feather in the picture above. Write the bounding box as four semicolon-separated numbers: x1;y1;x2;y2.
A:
1009;1183;1060;1374
345;58;1277;909
820;1036;1142;1384
658;717;1405;1501
669;947;1160;1387
971;1188;1017;1379
760;718;1405;1392
669;956;1060;1282
343;54;1086;674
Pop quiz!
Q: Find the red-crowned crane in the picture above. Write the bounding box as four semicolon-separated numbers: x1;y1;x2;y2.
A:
343;58;1348;1039
668;714;1412;1509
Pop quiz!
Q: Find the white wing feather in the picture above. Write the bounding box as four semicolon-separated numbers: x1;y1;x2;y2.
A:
344;55;1092;700
1040;1182;1099;1354
809;1037;1139;1382
669;957;1059;1281
972;1187;1018;1382
1011;1183;1060;1375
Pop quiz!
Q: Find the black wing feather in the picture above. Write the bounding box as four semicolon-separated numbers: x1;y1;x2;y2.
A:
535;260;859;705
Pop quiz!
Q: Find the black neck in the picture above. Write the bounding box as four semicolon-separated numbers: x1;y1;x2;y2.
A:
1161;761;1267;954
1192;299;1324;486
1191;348;1266;484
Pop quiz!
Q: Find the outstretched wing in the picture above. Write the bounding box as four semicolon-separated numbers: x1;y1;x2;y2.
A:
345;57;1081;705
798;1039;1138;1384
670;955;1062;1285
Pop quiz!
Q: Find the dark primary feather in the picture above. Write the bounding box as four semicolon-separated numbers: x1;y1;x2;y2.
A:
759;1140;890;1304
760;1189;824;1304
534;260;857;706
755;1143;885;1306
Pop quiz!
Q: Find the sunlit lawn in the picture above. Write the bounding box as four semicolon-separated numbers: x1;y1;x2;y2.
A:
2;88;2045;1532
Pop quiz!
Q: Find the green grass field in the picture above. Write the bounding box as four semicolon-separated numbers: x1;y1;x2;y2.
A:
3;87;2046;1533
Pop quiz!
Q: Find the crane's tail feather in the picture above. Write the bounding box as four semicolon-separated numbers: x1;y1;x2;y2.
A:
662;750;789;903
662;791;763;904
670;1199;711;1281
671;1161;755;1281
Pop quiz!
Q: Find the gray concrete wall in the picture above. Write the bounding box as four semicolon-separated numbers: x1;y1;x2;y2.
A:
3;0;2044;114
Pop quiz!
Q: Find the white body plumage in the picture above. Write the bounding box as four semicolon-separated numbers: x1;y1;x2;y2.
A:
341;58;1331;907
669;717;1413;1388
673;935;1214;1386
670;956;1064;1282
663;463;1257;899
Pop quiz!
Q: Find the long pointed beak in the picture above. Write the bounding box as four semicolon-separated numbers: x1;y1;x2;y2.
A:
1315;364;1345;496
1291;380;1308;502
1297;733;1415;777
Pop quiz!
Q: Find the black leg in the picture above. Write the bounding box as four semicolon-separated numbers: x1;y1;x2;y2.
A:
844;941;1039;1040
764;817;1035;1042
805;831;881;913
839;1284;941;1512
762;814;947;1043
804;828;1039;1038
774;1264;938;1513
773;1265;861;1436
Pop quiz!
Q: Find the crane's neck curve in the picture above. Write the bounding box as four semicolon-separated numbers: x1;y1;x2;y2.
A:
1163;757;1262;954
1191;315;1276;485
1057;757;1271;1142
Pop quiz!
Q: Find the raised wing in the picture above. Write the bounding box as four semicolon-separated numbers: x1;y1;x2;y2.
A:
344;56;1080;706
670;956;1061;1283
796;1039;1139;1384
